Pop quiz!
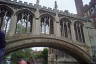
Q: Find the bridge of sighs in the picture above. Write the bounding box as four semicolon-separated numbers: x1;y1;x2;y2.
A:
0;0;93;64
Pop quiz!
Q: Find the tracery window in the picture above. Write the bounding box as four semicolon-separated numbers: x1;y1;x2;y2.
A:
40;15;54;34
0;5;13;34
74;21;85;43
16;9;33;33
60;18;71;39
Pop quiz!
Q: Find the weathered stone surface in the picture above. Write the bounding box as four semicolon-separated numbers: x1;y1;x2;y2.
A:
0;0;94;64
6;34;91;64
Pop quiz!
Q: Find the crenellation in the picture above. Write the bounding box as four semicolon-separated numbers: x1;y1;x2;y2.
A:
13;0;17;2
65;13;70;16
24;2;28;6
0;0;78;19
69;13;73;17
29;3;34;6
42;6;47;9
48;7;53;11
18;0;23;5
0;0;12;3
56;10;59;13
10;0;18;4
6;0;11;1
38;5;42;9
73;14;77;18
47;7;54;12
70;13;75;17
63;11;67;15
0;0;90;22
28;4;36;9
52;9;56;13
59;10;64;15
33;4;37;7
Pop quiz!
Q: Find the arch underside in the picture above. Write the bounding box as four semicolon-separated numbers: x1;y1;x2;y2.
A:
6;34;91;64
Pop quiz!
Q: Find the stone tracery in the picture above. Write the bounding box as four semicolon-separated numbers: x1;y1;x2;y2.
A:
74;21;85;43
40;14;54;34
60;18;71;39
0;5;13;34
15;9;34;33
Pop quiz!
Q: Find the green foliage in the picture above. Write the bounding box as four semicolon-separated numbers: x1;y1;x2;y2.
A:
33;53;42;59
10;48;48;64
16;23;30;33
42;48;48;59
11;48;32;64
16;23;26;33
42;48;48;64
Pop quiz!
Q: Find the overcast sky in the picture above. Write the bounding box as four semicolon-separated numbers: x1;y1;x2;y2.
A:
17;0;90;14
17;0;90;51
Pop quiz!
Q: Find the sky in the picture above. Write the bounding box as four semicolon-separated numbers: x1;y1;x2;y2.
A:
17;0;91;14
17;0;90;51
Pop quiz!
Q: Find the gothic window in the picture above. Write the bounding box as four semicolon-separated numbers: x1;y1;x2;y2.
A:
60;18;71;39
16;9;33;33
74;21;85;43
0;5;13;34
40;14;54;34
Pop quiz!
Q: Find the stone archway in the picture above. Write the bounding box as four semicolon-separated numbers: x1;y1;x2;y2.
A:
15;9;34;34
40;13;54;34
6;34;91;64
0;4;13;33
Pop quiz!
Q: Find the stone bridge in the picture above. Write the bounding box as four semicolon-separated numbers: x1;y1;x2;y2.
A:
0;0;93;64
6;34;91;64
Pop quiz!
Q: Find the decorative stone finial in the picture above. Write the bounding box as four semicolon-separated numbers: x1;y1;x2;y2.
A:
36;0;39;5
54;1;58;9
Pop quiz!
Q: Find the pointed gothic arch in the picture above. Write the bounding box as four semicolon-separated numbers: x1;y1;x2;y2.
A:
40;14;54;34
74;21;85;43
15;9;34;33
0;4;13;33
60;18;71;39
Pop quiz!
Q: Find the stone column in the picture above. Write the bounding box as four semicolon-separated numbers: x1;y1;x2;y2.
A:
70;20;76;41
32;9;40;35
8;10;17;36
54;13;61;36
32;17;35;34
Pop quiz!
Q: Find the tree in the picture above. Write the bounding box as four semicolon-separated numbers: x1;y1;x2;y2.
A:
42;48;48;64
11;48;32;64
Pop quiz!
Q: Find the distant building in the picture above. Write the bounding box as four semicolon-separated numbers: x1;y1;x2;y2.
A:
74;0;84;16
75;0;96;23
83;0;96;21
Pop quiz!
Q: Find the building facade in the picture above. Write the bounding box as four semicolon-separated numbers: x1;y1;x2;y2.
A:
83;0;96;20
